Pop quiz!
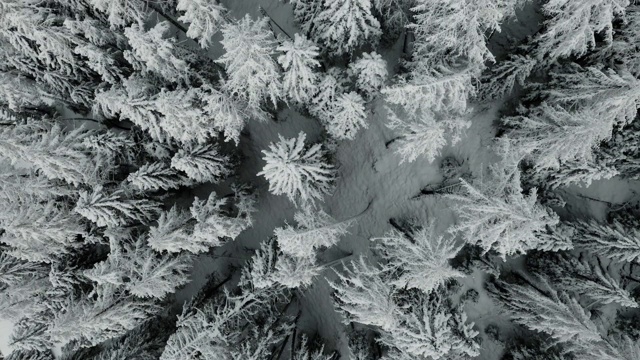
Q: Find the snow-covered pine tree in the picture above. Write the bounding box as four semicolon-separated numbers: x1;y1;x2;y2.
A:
309;69;345;122
0;1;101;108
349;52;388;98
84;235;192;299
382;65;473;117
243;238;322;289
93;76;166;141
378;289;480;360
502;103;614;170
126;162;186;191
542;66;640;127
82;131;136;164
274;207;354;259
478;53;537;100
277;34;321;104
217;15;282;108
148;188;254;254
124;22;191;84
0;253;51;320
47;285;160;348
533;158;619;189
409;0;507;69
446;162;562;259
491;275;622;359
74;185;161;228
146;206;191;253
64;18;129;85
258;132;335;206
88;0;148;28
326;92;368;140
0;72;51;111
534;0;629;61
5;350;54;360
160;285;290;360
386;108;470;163
528;253;639;308
190;191;255;250
0;122;100;186
562;263;638;308
329;257;399;331
170;143;232;183
594;118;640;180
310;0;381;56
571;219;640;263
153;87;211;143
176;0;229;48
611;5;640;77
372;222;464;294
81;319;170;360
199;84;269;144
1;200;85;263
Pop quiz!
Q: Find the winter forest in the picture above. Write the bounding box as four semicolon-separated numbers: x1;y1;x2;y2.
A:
4;0;640;359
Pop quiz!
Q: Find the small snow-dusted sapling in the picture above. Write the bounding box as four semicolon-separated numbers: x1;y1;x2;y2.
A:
258;132;335;206
277;33;321;104
217;15;282;108
326;92;368;140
